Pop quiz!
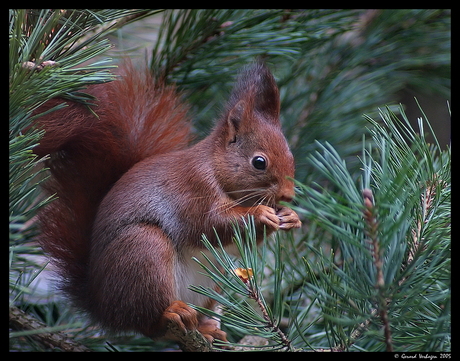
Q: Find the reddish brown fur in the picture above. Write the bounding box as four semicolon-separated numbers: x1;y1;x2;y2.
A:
35;61;301;343
35;62;191;316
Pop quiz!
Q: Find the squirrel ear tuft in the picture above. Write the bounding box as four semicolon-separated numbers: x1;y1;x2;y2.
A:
251;63;280;122
226;100;245;143
227;62;280;126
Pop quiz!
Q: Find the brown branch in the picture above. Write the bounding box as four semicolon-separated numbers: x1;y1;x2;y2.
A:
244;279;292;350
10;303;216;352
9;306;91;352
165;321;214;352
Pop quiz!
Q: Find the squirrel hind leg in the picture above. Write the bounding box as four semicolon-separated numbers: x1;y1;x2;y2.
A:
160;300;198;335
160;300;228;348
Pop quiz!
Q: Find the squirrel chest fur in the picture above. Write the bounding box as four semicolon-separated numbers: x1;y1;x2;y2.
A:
36;61;301;344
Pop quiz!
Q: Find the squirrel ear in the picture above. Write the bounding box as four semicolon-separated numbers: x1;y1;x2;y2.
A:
251;64;280;123
226;100;245;143
228;62;280;127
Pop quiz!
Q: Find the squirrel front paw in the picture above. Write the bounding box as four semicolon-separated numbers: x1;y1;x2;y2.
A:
253;204;280;231
276;206;302;230
197;316;228;344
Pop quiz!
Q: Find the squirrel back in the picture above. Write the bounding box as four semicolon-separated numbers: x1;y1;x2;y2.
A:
35;62;191;313
35;61;301;343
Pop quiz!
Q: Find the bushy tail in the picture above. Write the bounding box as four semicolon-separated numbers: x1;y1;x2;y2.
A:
34;62;191;310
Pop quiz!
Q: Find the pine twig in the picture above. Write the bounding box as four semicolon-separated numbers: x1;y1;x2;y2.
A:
238;269;292;351
409;175;442;264
362;188;393;352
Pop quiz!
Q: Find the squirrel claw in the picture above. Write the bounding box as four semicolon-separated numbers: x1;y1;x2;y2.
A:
277;206;302;230
254;205;280;231
161;301;228;347
197;317;229;345
161;300;199;336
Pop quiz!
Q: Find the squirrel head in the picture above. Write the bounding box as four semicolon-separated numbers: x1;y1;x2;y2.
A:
211;62;296;209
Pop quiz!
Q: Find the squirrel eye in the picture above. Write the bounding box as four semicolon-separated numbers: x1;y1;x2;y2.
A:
252;156;267;170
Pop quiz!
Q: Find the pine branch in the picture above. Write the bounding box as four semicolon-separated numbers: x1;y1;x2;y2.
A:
9;306;91;352
237;268;292;350
190;219;296;351
190;99;450;351
291;102;450;351
9;9;156;352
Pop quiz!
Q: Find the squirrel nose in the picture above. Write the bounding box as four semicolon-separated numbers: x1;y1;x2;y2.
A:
278;181;295;204
279;188;295;203
280;195;293;203
280;184;295;203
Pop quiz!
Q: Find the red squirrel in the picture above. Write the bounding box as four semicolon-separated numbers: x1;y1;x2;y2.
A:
34;61;301;345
